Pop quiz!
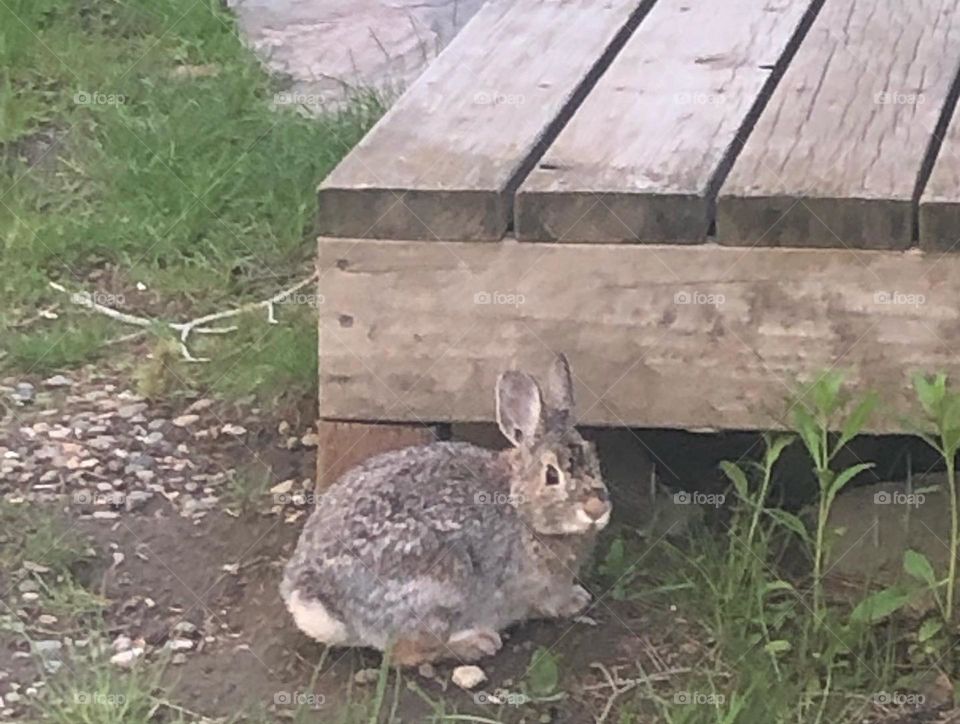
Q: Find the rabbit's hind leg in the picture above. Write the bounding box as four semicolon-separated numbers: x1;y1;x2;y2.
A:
390;631;448;666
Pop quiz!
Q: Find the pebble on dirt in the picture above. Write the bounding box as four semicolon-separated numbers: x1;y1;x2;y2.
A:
451;665;487;690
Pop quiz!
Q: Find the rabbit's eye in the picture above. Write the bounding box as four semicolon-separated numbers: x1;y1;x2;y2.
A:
545;464;561;486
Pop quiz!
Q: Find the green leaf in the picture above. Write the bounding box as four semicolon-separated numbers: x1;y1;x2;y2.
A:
914;372;945;419
764;433;795;472
762;580;795;596
720;461;750;502
812;371;845;418
918;618;943;643
836;392;878;451
793;406;822;466
764;640;792;654
526;647;560;696
903;549;938;587
849;586;915;624
765;509;811;544
602;538;625;578
826;463;874;503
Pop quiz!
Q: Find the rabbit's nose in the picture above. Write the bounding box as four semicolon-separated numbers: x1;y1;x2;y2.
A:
582;496;608;520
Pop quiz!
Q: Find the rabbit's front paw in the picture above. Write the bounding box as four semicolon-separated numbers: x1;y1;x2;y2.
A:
447;628;503;662
539;584;592;618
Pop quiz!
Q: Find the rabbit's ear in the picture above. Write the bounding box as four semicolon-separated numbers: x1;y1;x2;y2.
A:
545;353;574;412
496;371;543;447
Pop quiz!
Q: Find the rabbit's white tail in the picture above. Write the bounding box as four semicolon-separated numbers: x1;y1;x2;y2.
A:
286;590;349;644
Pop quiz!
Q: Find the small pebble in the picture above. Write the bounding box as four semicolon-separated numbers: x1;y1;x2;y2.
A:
172;415;200;427
43;375;73;388
417;663;436;678
452;665;487;690
353;668;381;685
110;647;143;668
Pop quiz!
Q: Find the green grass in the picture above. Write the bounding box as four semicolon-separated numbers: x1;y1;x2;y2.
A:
31;650;187;724
0;0;382;401
0;501;92;575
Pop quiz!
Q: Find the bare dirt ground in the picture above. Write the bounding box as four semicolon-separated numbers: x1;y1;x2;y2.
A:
0;368;707;723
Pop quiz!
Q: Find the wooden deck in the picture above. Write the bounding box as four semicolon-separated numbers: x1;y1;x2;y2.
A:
316;0;960;435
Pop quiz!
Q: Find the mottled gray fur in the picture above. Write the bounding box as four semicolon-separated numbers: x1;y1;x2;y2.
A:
281;354;611;660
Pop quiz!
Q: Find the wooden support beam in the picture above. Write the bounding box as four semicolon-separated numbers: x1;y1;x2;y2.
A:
319;236;960;434
315;420;437;491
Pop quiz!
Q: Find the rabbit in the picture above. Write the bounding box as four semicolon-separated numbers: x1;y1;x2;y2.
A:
280;353;611;665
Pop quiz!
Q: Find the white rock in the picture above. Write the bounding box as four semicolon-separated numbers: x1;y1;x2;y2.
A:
112;635;132;652
269;479;294;496
43;375;73;388
110;647;143;668
92;511;119;520
172;415;200;428
354;668;381;685
300;432;320;447
167;638;194;651
452;665;487;690
22;561;50;574
221;424;246;436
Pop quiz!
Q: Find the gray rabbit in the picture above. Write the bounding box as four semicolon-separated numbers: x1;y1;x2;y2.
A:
280;354;611;665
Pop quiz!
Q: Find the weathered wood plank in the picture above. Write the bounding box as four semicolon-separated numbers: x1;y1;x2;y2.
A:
718;0;960;250
515;0;817;243
919;88;960;251
317;0;650;242
319;237;960;434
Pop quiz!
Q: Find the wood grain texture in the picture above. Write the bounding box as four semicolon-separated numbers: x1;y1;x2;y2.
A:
317;0;648;241
515;0;816;243
718;0;960;250
919;95;960;251
319;236;960;434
